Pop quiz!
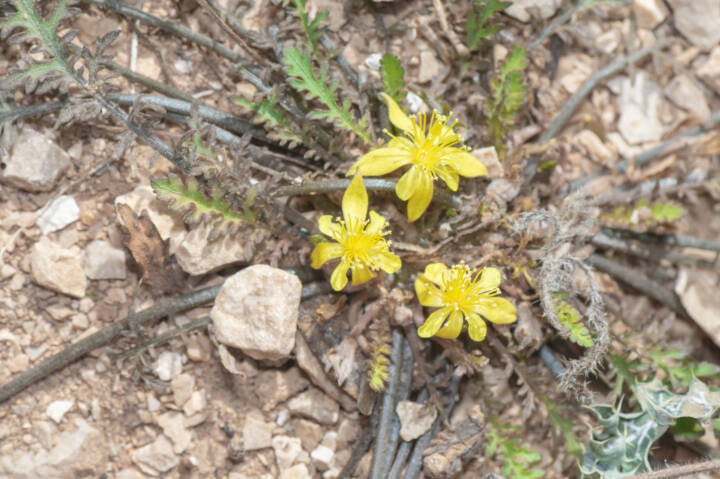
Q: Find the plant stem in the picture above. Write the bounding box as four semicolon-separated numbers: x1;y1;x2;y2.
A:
627;459;720;479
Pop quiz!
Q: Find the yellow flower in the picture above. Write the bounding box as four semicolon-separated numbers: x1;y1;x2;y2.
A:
311;174;402;291
415;263;516;341
348;94;488;221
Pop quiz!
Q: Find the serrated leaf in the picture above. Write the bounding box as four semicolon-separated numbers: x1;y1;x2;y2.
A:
291;0;326;55
234;95;302;143
486;423;544;479
464;0;511;52
380;53;406;102
650;202;683;222
553;294;594;347
284;48;368;141
486;46;527;156
152;176;254;241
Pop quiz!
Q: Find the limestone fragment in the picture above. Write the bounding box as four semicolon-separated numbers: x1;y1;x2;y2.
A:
243;411;273;451
396;400;437;441
696;47;720;95
132;435;179;475
36;195;80;235
84;239;127;280
667;0;720;51
632;0;668;29
310;445;334;471
272;435;308;471
211;265;302;361
31;238;87;298
287;388;340;425
1;128;71;192
575;130;616;166
157;412;191;454
46;400;74;424
505;0;562;22
154;351;183;381
171;373;195;408
255;367;309;411
617;73;663;144
279;463;312;479
664;75;711;121
173;223;263;275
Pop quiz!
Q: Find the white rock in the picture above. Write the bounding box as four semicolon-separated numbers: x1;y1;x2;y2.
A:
617;73;663;144
0;420;107;478
174;59;192;74
575;129;616;166
505;0;562;22
405;92;424;113
157;412;191;454
31;238;87;298
154;351;183;381
667;0;720;51
116;469;146;479
396;400;437;441
364;53;382;70
0;128;71;192
83;240;127;280
46;400;74;423
147;393;161;412
320;431;337;451
472;146;503;179
632;0;668;29
696;47;720;94
183;390;207;417
132;434;179;475
272;435;307;471
171;373;195;408
243;411;273;451
173;223;264;276
211;265;302;361
280;463;312;479
311;445;334;471
36;196;79;235
287;388;340;425
664;75;711;121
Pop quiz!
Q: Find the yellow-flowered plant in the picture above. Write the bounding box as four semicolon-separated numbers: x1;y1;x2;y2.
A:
311;174;402;291
348;94;488;221
415;262;516;341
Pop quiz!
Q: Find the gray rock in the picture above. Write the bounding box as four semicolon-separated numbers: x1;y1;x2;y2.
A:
31;238;87;298
131;434;179;475
505;0;562;22
36;195;79;235
84;240;127;280
396;400;437;441
667;0;720;50
287;388;340;425
1;128;71;192
211;265;302;361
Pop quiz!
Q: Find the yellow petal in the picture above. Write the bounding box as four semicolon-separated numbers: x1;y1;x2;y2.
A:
310;242;343;269
443;150;488;178
381;92;414;133
476;267;502;291
376;252;402;274
415;277;443;307
343;174;368;221
395;166;420;201
330;261;350;291
366;210;388;235
435;167;459;191
417;308;450;338
351;265;375;285
473;297;517;324
351;148;412;176
407;172;433;221
318;215;339;237
423;263;447;285
466;312;487;342
435;311;463;338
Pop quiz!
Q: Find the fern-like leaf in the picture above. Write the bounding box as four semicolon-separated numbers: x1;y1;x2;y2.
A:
152;176;256;241
234;94;302;143
486;422;544;479
367;341;391;392
284;48;369;142
464;0;511;52
291;0;327;56
380;53;406;102
487;46;527;156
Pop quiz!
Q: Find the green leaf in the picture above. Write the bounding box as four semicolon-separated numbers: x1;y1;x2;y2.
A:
283;48;369;142
486;423;544;479
552;293;594;347
541;395;584;460
670;416;704;441
486;46;527;156
291;0;327;55
380;53;406;102
650;202;684;222
234;94;302;143
464;0;511;52
152;176;255;241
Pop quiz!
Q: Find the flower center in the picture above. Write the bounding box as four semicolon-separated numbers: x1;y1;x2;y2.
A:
439;265;497;312
408;112;464;173
334;217;389;270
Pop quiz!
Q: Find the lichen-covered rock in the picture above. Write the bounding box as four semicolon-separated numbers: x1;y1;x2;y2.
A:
211;265;302;361
1;128;71;192
31;238;87;298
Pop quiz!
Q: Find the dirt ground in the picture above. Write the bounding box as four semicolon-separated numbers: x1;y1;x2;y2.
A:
2;0;720;478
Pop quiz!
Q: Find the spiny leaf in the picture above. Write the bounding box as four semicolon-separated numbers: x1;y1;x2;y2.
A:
152;176;255;241
379;53;406;102
552;293;593;347
284;48;368;141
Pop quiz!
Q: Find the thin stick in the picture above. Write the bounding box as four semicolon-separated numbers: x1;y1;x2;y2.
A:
110;316;211;362
338;396;381;479
275;178;463;209
627;459;720;479
586;253;687;317
602;228;720;253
